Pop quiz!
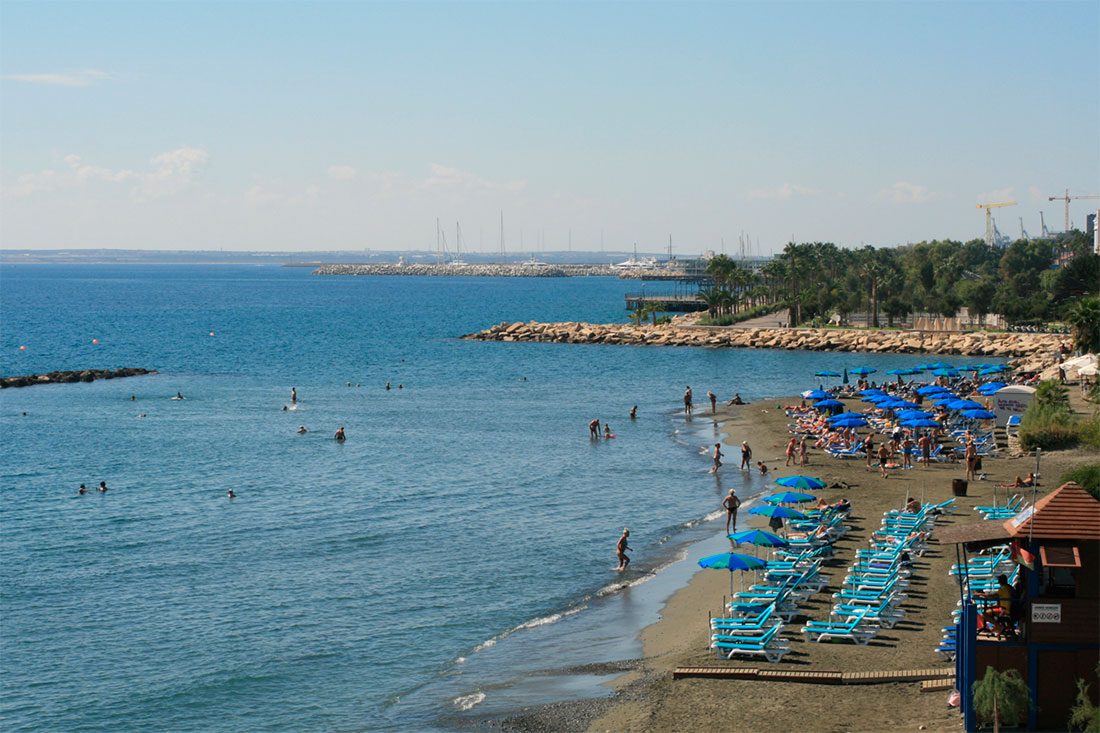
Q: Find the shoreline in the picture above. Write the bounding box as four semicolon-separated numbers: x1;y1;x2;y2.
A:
490;394;1093;732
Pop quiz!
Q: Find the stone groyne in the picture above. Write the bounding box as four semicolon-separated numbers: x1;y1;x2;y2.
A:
313;263;630;277
461;322;1064;365
1;367;157;389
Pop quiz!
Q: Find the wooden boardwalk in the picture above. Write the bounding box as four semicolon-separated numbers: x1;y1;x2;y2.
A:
672;666;953;686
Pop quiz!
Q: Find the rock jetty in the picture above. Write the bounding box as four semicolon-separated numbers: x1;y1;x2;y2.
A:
461;322;1064;363
314;263;623;277
1;367;156;389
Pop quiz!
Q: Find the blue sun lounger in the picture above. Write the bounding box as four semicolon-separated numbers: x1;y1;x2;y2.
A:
711;622;791;662
801;609;877;645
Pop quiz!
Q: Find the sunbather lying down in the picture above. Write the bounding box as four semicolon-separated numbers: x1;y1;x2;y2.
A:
998;473;1035;489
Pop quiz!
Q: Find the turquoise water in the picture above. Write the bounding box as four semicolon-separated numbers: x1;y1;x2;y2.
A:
0;266;999;730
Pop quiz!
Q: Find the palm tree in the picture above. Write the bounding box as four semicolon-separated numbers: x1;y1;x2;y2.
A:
1067;296;1100;353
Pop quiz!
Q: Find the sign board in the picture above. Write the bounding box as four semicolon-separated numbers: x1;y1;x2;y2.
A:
1010;505;1035;528
1031;603;1061;623
994;386;1036;427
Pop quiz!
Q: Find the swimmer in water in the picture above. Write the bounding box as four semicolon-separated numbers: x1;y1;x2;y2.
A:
78;484;87;495
97;481;108;493
297;425;307;434
174;392;184;400
604;424;612;439
386;381;391;390
291;387;297;404
227;489;236;499
630;405;637;419
281;405;288;411
334;427;346;441
130;395;136;401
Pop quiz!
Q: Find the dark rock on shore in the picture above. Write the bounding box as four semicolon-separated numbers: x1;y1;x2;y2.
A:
0;367;157;389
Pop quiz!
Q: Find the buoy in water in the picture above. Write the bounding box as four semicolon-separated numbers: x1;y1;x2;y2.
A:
209;332;214;336
20;345;26;351
92;339;98;344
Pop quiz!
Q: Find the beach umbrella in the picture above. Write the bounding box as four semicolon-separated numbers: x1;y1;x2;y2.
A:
850;367;876;376
765;491;818;504
896;409;934;420
932;368;960;377
916;385;950;396
886;368;909;376
828;411;866;421
927;362;955;370
861;394;889;403
728;529;790;561
977;383;1007;394
906;367;926;373
830;416;869;428
858;389;886;397
774;475;827;491
813;399;844;408
698;551;768;594
842;367;849;384
961;409;996;420
814;370;841;378
900;418;943;428
978;367;1008;376
946;399;983;411
802;389;830;400
916;363;935;370
748;504;808;538
932;395;960;405
888;400;920;409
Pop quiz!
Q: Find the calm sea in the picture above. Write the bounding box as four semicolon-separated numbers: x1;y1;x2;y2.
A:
0;265;998;730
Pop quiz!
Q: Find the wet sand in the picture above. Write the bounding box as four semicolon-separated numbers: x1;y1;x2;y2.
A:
492;391;1093;733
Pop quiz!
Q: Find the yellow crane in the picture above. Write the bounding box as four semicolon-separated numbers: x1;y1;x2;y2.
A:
1047;189;1100;231
976;201;1016;246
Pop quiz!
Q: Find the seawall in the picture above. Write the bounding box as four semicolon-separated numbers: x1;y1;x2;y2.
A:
1;367;157;388
460;322;1064;367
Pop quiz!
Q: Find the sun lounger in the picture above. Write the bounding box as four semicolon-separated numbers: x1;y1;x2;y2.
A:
832;598;905;629
711;622;792;662
801;609;877;645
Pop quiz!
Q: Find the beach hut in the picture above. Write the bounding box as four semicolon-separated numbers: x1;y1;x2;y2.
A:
938;483;1100;730
991;385;1036;428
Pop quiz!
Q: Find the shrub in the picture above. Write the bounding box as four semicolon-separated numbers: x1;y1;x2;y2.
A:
1019;391;1080;451
1079;413;1100;450
696;304;778;327
1060;463;1100;501
972;666;1031;728
1068;668;1100;732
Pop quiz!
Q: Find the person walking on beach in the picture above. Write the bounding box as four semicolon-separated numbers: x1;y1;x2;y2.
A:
864;435;874;471
877;444;890;479
799;437;808;467
964;440;978;482
589;419;601;439
291;387;297;404
785;437;797;466
901;435;914;469
707;391;717;414
710;443;723;473
334;427;346;441
723;489;741;533
740;441;752;469
616;528;632;571
683;386;693;415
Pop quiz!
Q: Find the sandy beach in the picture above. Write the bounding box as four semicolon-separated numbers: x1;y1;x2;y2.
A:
493;389;1094;733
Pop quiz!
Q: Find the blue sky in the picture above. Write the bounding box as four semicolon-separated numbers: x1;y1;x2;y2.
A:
2;1;1097;254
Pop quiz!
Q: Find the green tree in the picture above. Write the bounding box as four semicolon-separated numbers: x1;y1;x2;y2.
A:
1068;297;1100;353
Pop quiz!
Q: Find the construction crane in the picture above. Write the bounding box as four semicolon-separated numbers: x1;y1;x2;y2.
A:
1019;217;1031;241
1048;189;1100;231
976;201;1016;247
1040;211;1051;239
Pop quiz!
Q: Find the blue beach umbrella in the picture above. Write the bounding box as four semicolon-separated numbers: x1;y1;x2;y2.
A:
916;385;950;396
932;368;960;377
888;400;921;409
979;366;1009;376
859;388;886;396
928;362;955;370
932;395;960;405
814;370;842;378
862;394;889;403
900;418;943;429
850;367;876;376
774;475;827;491
977;383;1007;394
828;412;866;421
961;409;996;420
729;529;789;546
813;399;844;408
749;505;808;521
886;368;909;375
897;409;934;420
698;551;768;594
765;491;818;504
916;363;935;370
946;399;983;411
842;367;849;384
802;389;830;400
831;416;869;428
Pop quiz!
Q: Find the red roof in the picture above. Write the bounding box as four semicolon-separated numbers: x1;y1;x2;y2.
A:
1002;482;1100;540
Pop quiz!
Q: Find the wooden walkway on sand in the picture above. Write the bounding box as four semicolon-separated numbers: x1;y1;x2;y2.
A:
672;666;953;686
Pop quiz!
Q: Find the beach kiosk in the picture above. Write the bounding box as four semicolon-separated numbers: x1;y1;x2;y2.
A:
992;385;1036;428
939;482;1100;730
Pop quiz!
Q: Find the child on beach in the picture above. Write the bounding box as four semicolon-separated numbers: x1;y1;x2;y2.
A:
616;528;632;571
756;461;768;476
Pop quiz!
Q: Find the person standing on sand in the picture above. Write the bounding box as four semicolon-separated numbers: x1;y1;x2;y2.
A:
589;419;601;439
707;391;716;414
864;435;874;471
964;440;978;481
616;528;632;571
723;489;741;533
799;437;808;466
740;441;752;469
710;443;723;473
785;437;797;466
918;433;932;467
901;435;914;469
684;386;693;415
877;444;890;479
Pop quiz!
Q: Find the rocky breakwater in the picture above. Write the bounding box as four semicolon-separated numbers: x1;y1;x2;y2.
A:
314;263;567;277
1;367;156;389
461;322;1065;362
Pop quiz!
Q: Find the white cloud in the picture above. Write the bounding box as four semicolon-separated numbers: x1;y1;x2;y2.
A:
327;165;357;181
421;163;526;193
876;181;934;204
5;147;208;199
976;187;1015;205
1028;186;1046;202
746;183;820;200
2;70;113;87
